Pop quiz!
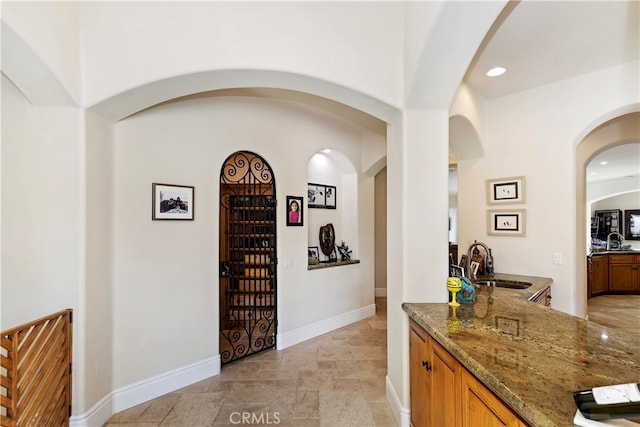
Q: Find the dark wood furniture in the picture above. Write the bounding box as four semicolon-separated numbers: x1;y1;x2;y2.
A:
588;252;640;297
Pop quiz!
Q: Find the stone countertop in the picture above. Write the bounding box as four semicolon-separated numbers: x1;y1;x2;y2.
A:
589;250;640;256
403;273;640;427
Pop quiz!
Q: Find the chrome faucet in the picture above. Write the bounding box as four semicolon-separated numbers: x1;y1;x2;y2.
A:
606;232;624;250
466;240;494;279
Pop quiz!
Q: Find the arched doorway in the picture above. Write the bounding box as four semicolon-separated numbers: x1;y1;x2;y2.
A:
219;151;277;364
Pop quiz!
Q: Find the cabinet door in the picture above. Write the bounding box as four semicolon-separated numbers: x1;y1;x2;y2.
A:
461;369;525;427
589;256;609;296
410;323;430;427
430;338;462;427
609;264;636;291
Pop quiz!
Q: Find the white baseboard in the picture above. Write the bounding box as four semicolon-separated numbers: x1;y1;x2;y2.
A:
276;304;376;349
375;287;387;297
70;355;220;427
70;305;377;426
386;375;410;427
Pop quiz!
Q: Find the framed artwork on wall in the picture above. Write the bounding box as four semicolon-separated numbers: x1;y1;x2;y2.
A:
486;176;526;205
307;183;336;209
625;209;640;240
286;196;304;226
325;185;337;209
308;183;325;208
487;209;526;236
152;183;194;220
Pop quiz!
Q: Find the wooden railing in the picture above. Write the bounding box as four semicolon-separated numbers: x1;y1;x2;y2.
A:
1;309;73;427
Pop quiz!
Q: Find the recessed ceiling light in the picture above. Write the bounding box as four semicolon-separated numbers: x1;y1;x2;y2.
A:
486;67;506;77
600;161;608;165
322;149;331;153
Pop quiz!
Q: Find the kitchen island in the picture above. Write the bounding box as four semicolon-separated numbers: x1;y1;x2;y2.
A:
403;273;640;426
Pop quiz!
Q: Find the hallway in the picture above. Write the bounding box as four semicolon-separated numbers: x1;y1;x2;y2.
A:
104;298;395;426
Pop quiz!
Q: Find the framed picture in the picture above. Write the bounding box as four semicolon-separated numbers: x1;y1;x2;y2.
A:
308;183;326;208
486;176;526;205
625;209;640;240
152;183;194;220
470;261;480;277
325;185;337;209
459;254;468;269
286;196;304;226
308;246;320;259
487;209;526;236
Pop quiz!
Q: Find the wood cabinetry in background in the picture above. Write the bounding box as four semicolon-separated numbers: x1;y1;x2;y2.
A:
588;255;609;297
608;254;640;292
449;243;459;265
588;253;640;297
530;286;552;307
409;320;527;427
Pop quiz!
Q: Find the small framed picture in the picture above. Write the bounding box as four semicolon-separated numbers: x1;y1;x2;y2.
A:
325;185;337;209
286;196;304;226
308;183;325;208
625;209;640;240
308;246;320;259
459;254;468;269
152;183;194;220
487;209;526;236
486;176;526;205
469;261;480;277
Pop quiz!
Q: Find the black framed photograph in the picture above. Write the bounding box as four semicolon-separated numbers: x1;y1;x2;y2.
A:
308;246;320;259
152;183;194;220
625;209;640;240
286;196;304;226
486;176;526;205
487;209;526;236
325;185;337;209
308;183;325;208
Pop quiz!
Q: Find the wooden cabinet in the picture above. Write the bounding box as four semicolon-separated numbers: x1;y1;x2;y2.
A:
461;368;527;427
587;253;640;296
409;320;527;427
608;254;640;293
410;320;461;427
588;255;609;297
530;286;552;307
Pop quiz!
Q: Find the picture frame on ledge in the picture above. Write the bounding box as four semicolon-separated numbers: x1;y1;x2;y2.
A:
152;183;194;220
308;246;320;265
486;176;526;205
487;209;526;236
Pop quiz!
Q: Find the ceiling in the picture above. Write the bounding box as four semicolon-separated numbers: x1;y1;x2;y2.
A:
464;1;639;100
462;0;639;185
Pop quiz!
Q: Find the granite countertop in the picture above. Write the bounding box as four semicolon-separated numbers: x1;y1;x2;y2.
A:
403;273;640;427
589;250;640;256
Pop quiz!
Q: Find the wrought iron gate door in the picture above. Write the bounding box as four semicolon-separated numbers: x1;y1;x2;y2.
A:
219;151;277;364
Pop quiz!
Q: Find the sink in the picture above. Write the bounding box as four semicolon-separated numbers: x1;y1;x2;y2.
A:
473;279;532;289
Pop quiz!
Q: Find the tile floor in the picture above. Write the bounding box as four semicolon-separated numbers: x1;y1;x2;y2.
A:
104;298;396;427
587;294;640;340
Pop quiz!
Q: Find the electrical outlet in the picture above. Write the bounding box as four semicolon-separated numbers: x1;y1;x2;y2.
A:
553;252;562;264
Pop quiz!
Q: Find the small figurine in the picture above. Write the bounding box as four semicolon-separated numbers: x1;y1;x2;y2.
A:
337;241;352;260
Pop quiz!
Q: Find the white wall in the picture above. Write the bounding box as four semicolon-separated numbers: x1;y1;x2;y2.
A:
1;75;81;328
456;61;639;316
375;168;388;296
78;2;405;110
111;94;377;389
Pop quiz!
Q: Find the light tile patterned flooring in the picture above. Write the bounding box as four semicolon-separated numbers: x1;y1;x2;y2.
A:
104;298;396;427
587;294;640;340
